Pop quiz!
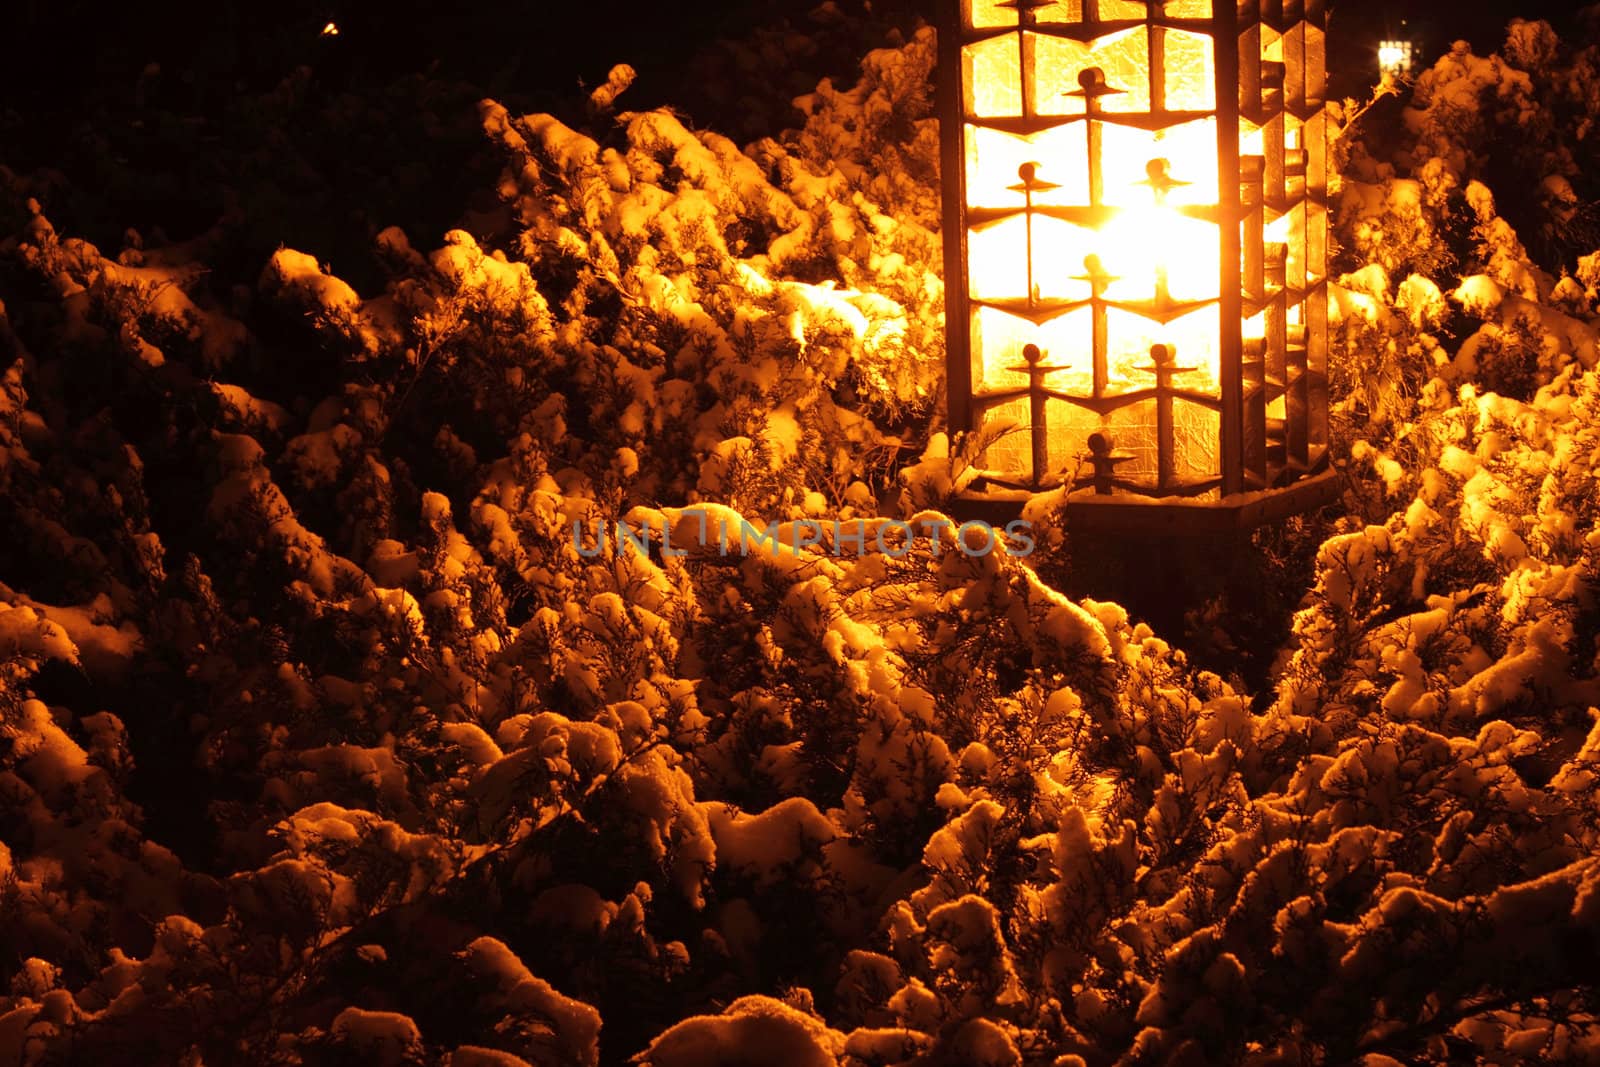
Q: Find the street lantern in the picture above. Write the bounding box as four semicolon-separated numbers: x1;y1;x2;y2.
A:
938;0;1337;532
1378;39;1414;78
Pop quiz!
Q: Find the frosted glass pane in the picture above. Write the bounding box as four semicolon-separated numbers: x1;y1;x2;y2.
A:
1271;198;1328;289
1304;203;1328;284
972;305;1096;395
1238;121;1266;159
1045;398;1101;477
1171;399;1221;481
968;215;1098;304
977;397;1034;478
966;0;1017;30
964;126;1087;211
1098;118;1220;207
1162;30;1217;111
978;397;1107;486
1097;0;1147;18
1095;210;1221;303
1281;201;1309;288
1036;30;1151;115
973;307;1028;394
1264;209;1292;246
1105;398;1159;482
964;1;1095;30
1102;399;1216;487
1104;305;1222;393
1304;26;1327;98
1165;0;1212;17
965;38;1022;118
1242;308;1267;343
1035;1;1085;24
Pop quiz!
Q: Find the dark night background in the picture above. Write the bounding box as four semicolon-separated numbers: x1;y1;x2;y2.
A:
3;0;1591;145
2;0;1589;283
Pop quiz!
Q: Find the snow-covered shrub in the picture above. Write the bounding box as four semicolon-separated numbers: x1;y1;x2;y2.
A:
5;9;1600;1067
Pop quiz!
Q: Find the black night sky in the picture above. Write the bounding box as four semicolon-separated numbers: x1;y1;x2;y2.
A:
3;1;1591;120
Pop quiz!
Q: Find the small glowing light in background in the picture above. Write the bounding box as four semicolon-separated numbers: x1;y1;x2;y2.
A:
1378;40;1413;77
321;21;341;37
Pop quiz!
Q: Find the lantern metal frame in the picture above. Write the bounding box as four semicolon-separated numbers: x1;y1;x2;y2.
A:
938;0;1338;532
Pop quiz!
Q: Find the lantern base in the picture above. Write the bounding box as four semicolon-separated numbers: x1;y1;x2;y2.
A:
952;468;1341;536
951;469;1342;646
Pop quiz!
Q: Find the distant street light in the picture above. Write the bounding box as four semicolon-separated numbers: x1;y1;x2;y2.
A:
1378;39;1414;78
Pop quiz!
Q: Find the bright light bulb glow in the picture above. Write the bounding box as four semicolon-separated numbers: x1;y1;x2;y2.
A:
964;185;1225;485
1378;41;1411;74
1097;206;1221;307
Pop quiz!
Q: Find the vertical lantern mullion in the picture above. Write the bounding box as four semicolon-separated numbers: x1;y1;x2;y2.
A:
1146;5;1172;489
939;0;973;441
1147;3;1167;115
1241;154;1269;490
1284;14;1307;117
1084;82;1109;401
1281;0;1329;477
1303;5;1331;471
1215;0;1245;498
1018;7;1038;124
1240;12;1271;491
1268;243;1293;472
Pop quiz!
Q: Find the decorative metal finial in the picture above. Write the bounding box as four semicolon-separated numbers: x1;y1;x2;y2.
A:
1139;159;1189;202
1142;342;1199;380
1006;343;1072;491
1086;432;1133;495
1068;67;1124;101
1141;344;1199;491
1074;254;1116;287
1008;162;1060;195
1073;255;1117;399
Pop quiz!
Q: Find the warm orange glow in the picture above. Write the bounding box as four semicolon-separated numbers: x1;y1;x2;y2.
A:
1378;41;1413;76
1098;205;1219;306
321;21;341;37
958;8;1227;489
966;197;1222;378
946;0;1328;499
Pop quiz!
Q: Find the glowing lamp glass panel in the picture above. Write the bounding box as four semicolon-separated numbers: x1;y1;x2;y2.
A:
1036;32;1153;115
1378;40;1413;76
943;0;1330;502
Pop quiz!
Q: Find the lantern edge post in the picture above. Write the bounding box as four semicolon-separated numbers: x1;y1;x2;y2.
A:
1213;0;1246;498
937;0;975;445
